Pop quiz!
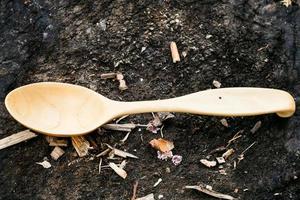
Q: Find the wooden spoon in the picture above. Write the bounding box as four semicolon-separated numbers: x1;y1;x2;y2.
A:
5;82;295;137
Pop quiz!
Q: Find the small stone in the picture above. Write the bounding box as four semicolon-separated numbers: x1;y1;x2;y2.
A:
166;167;171;173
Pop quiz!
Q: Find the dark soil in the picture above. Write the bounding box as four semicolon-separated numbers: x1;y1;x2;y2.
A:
0;0;300;199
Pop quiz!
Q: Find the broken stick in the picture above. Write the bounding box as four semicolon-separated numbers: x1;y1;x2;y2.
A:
0;130;37;150
71;136;90;157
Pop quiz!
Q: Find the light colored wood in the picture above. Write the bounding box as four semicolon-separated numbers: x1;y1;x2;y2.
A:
45;136;68;146
71;136;90;157
5;82;296;137
50;146;65;160
170;42;180;63
0;130;37;150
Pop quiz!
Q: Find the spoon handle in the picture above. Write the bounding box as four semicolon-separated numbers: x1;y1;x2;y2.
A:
113;88;295;118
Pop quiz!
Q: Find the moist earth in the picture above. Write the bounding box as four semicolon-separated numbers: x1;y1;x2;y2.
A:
0;0;300;199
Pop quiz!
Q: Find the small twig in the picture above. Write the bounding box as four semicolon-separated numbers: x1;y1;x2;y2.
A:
226;130;243;147
241;142;256;155
160;125;164;138
100;72;116;79
96;148;111;157
131;180;139;200
98;158;102;174
120;131;131;143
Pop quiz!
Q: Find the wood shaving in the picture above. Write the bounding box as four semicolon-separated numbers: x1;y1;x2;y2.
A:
109;162;127;179
185;184;237;200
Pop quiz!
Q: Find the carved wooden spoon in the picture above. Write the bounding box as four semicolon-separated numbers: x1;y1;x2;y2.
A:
5;82;295;137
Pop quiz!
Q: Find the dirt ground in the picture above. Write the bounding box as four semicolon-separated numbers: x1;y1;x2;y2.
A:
0;0;300;199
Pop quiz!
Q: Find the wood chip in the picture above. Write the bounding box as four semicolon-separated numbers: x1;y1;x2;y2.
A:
213;80;221;88
109;162;127;179
36;160;51;169
250;121;262;134
116;73;124;81
185;184;237;200
149;138;174;153
112;148;138;159
100;72;116;79
0;130;37;150
220;119;229;127
45;136;68;147
222;148;235;160
71;136;90;157
102;123;136;132
200;159;217;168
136;193;155;200
119;79;128;91
50;146;65;160
216;157;226;164
170;41;180;63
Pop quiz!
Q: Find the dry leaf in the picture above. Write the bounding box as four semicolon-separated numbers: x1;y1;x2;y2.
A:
150;138;174;153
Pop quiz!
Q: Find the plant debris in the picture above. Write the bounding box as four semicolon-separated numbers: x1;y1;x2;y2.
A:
213;80;221;88
131;180;139;200
216;157;226;164
109;162;127;179
0;130;37;150
200;159;217;168
185;184;237;200
281;0;293;7
116;72;128;91
36;160;51;169
170;41;180;63
111;148;138;159
250;121;262;134
50;146;65;160
220;119;229;127
153;178;162;187
157;150;173;160
135;193;155;200
100;72;117;79
150;138;174;153
222;148;235;160
102;123;136;132
98;158;102;174
172;155;182;165
45;136;68;147
71;136;90;157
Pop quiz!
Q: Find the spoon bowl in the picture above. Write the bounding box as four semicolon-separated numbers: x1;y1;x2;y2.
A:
5;82;296;136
